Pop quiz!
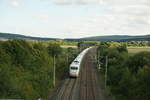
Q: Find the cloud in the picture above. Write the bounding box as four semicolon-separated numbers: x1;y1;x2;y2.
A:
52;0;72;5
52;0;102;5
50;0;150;5
105;0;150;5
57;5;150;38
1;0;150;38
9;1;20;7
39;15;49;24
111;5;150;15
109;5;150;26
36;0;150;38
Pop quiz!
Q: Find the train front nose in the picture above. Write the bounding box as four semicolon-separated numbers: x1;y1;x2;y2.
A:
70;67;78;77
70;70;77;76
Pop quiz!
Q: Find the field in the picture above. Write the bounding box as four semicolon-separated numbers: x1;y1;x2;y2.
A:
127;46;150;53
60;45;77;48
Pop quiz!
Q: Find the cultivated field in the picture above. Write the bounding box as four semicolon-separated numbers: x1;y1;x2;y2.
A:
128;47;150;53
60;45;77;48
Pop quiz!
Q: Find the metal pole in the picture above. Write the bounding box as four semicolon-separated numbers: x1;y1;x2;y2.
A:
98;49;101;70
105;56;108;88
97;48;99;68
53;55;55;87
67;54;69;67
98;53;100;69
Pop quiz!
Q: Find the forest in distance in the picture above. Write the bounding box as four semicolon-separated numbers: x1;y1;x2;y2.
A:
0;32;150;42
0;39;150;99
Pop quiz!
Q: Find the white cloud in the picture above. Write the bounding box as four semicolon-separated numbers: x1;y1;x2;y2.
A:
57;9;150;38
9;0;20;7
111;5;150;15
38;15;49;24
1;0;150;38
52;0;72;5
51;0;150;5
33;1;150;38
36;0;150;37
105;0;149;4
110;5;150;25
52;0;102;5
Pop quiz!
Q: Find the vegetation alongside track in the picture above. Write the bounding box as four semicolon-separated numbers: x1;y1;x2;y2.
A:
97;42;150;100
124;41;150;47
0;39;77;99
0;39;150;99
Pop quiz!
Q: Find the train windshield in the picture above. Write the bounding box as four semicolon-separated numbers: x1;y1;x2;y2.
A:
71;67;78;70
74;61;79;64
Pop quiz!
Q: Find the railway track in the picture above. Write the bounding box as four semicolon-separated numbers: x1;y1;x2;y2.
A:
50;48;105;100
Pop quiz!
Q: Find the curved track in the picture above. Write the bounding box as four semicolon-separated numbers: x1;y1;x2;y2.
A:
50;48;106;100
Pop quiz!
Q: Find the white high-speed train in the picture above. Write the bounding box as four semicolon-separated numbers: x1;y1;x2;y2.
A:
69;47;92;77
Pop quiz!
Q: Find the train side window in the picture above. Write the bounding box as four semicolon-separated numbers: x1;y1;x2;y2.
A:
71;67;78;70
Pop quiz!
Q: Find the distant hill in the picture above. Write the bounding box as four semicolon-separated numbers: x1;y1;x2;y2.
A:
64;38;80;42
0;32;150;41
78;35;150;41
0;32;58;41
120;35;150;41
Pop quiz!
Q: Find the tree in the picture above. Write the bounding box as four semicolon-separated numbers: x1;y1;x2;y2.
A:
47;43;62;57
125;52;150;73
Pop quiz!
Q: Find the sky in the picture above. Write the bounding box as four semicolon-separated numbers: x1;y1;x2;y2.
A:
0;0;150;38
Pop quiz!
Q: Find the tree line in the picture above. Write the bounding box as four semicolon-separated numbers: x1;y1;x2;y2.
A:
0;39;77;99
122;41;150;47
97;42;150;100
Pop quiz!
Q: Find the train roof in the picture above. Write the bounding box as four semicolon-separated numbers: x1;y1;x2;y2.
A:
70;47;92;67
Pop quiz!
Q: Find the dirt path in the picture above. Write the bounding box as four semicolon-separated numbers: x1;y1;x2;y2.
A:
49;48;108;100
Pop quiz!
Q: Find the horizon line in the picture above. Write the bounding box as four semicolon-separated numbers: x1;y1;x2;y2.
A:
0;32;150;39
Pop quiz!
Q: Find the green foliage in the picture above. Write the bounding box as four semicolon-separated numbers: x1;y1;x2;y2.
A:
97;42;150;100
47;43;62;57
49;40;77;46
148;42;150;46
0;39;77;99
125;52;150;73
123;41;150;47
